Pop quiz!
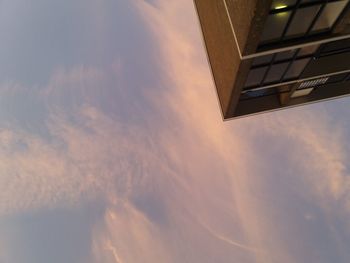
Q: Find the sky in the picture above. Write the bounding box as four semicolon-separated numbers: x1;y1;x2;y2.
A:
0;0;350;262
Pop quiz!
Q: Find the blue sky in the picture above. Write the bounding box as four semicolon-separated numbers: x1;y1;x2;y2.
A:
0;0;350;262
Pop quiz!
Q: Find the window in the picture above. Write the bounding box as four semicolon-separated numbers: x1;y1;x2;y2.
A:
301;0;322;3
326;72;348;83
240;87;282;100
298;44;320;56
284;58;310;79
272;0;297;9
246;45;318;88
260;11;292;42
286;5;321;38
312;1;348;32
265;62;290;83
320;38;350;54
252;54;274;66
245;67;268;87
240;85;292;101
261;0;349;46
275;49;297;61
241;89;271;99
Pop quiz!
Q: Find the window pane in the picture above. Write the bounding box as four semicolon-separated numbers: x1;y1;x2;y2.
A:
271;0;297;9
241;88;275;99
252;54;274;66
284;58;310;79
260;12;292;42
312;1;348;31
245;67;268;87
326;72;348;83
286;6;321;38
264;63;289;83
275;50;296;61
301;0;322;3
298;44;320;56
321;38;350;54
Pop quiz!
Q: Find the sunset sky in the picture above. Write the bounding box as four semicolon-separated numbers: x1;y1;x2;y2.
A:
0;0;350;262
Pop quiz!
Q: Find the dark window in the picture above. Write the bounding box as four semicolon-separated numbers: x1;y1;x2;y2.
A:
245;67;268;87
241;89;271;99
302;0;321;3
312;1;348;32
286;5;321;38
301;0;324;3
264;62;290;83
260;11;292;42
247;43;320;88
240;85;292;101
298;44;320;56
284;58;310;79
261;0;350;46
320;38;350;54
252;54;274;66
240;87;278;100
326;72;348;83
275;49;297;61
271;0;298;9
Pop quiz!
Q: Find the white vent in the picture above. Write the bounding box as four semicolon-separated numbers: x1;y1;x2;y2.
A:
298;77;328;89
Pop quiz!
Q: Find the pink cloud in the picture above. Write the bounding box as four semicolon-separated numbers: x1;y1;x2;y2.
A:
89;0;350;262
0;0;349;262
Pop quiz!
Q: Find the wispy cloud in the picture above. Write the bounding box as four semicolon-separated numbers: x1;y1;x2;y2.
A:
0;0;349;262
90;0;350;262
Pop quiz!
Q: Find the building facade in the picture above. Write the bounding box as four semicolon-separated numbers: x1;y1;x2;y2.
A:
194;0;350;119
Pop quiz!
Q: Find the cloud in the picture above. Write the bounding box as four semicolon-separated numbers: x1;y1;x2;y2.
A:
89;0;350;262
0;0;349;262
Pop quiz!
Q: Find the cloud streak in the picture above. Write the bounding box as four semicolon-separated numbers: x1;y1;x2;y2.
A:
0;0;349;262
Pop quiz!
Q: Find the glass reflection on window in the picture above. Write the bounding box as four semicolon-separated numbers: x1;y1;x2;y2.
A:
262;0;349;45
286;5;321;38
264;63;289;83
275;49;296;61
260;11;291;42
284;58;310;79
298;44;320;56
252;54;274;66
245;67;268;87
271;0;297;10
312;1;349;32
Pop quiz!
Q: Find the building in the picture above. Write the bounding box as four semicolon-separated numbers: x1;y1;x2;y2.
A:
194;0;350;119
